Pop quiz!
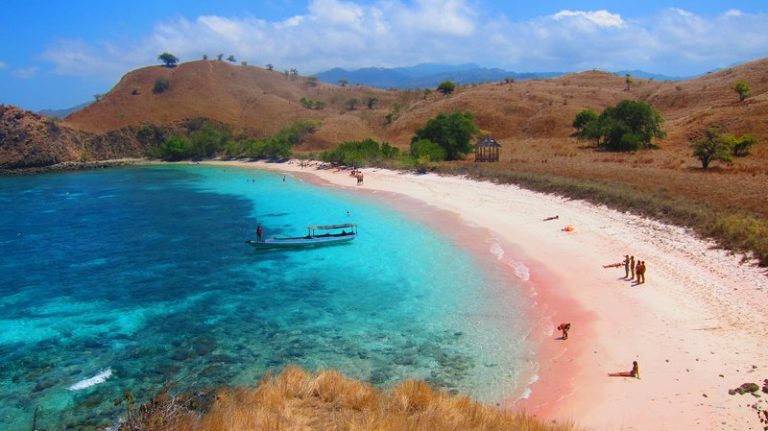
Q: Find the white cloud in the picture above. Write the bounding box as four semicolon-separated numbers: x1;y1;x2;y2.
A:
0;61;6;69
39;4;768;79
553;10;624;28
12;67;39;79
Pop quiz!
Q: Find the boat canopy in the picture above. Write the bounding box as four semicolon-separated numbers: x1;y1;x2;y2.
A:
307;223;357;230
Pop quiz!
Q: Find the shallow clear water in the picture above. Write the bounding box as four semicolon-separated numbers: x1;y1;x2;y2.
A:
0;165;531;430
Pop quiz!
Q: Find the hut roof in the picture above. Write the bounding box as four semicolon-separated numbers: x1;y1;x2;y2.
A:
476;136;501;148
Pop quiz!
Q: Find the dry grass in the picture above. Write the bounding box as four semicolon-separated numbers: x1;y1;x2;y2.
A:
119;366;576;431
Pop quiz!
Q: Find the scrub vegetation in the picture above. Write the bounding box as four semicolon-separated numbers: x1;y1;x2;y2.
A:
118;366;576;431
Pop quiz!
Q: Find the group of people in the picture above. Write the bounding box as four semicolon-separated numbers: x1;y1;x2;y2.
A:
624;255;647;284
603;255;648;284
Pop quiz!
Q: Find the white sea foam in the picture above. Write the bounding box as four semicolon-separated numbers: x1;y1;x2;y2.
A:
488;241;531;281
67;368;112;391
518;374;540;400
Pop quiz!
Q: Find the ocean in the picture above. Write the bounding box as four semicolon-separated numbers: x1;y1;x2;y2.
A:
0;165;532;430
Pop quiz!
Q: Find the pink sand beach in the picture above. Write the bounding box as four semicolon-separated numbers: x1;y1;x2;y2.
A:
205;160;767;431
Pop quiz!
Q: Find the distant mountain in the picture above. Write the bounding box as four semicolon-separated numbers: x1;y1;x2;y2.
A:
38;102;91;119
614;70;687;81
316;64;702;88
315;63;563;89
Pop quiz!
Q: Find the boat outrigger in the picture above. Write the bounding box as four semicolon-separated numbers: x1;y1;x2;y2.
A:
246;224;357;249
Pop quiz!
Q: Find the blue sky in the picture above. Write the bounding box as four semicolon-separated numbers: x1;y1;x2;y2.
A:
1;0;767;110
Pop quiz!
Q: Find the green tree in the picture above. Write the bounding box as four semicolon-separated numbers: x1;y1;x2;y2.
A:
203;54;208;60
227;55;237;63
266;63;274;71
437;80;456;95
734;80;751;101
161;136;189;160
217;53;223;61
365;96;378;109
730;134;757;157
306;76;319;87
346;98;359;110
572;108;599;137
158;52;179;67
691;128;732;169
596;100;665;151
411;112;479;160
339;79;348;87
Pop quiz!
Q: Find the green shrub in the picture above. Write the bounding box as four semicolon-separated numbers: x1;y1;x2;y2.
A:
321;139;400;166
153;78;170;94
410;139;446;162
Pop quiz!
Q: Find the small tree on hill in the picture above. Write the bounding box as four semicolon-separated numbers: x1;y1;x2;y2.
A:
691;128;732;169
217;54;224;61
365;96;378;109
734;80;751;101
306;76;319;87
227;55;237;63
346;98;359;110
339;79;348;88
437;80;456;95
158;52;179;67
572;108;599;142
730;134;757;157
598;100;665;151
203;54;208;60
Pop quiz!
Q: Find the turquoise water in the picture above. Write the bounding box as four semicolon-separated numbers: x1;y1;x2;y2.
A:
0;165;531;430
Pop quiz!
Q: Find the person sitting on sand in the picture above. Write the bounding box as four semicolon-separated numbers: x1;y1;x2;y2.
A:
557;322;571;340
603;262;623;268
609;361;641;378
543;215;559;221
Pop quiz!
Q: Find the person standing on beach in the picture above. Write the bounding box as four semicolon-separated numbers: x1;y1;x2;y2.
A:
630;256;636;280
623;255;631;278
637;261;646;284
256;225;263;242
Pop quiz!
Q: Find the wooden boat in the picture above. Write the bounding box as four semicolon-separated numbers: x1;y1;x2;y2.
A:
246;224;357;249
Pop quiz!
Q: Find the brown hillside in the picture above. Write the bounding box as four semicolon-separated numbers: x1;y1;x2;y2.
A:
9;57;768;219
63;61;395;149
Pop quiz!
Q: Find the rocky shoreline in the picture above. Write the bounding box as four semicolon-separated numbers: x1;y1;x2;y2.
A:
0;159;144;176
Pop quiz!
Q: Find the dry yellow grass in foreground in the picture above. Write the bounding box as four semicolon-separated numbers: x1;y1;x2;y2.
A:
121;366;576;431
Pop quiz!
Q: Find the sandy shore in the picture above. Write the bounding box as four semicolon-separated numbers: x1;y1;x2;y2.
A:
206;160;767;431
